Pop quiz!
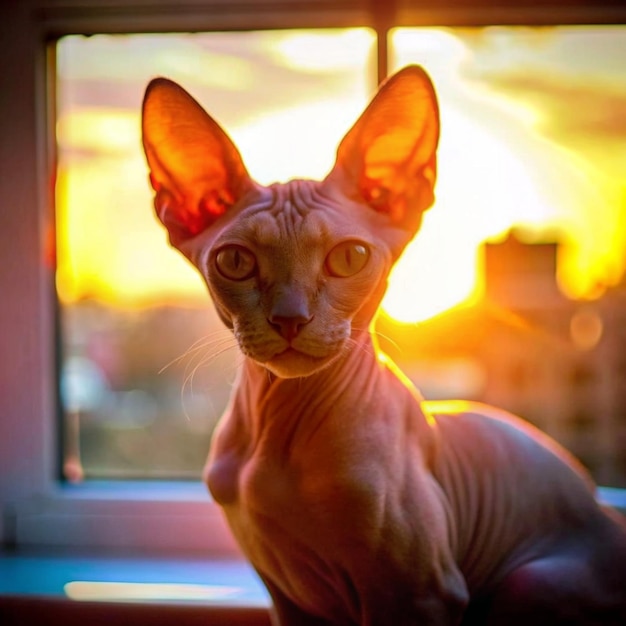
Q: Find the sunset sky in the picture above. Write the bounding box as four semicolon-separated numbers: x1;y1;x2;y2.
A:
56;27;626;323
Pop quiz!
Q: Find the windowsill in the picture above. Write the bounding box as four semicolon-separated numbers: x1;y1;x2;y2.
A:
598;486;626;515
11;480;244;554
0;549;271;625
2;488;623;626
56;478;212;501
2;478;272;620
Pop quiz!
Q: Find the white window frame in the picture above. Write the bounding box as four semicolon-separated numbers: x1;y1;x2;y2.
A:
1;0;624;555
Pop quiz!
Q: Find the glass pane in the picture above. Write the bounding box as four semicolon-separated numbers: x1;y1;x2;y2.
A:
383;26;626;487
56;30;375;480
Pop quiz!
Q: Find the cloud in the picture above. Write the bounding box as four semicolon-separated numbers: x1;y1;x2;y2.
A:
480;73;626;142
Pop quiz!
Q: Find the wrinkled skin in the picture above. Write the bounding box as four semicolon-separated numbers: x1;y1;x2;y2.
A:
142;66;626;625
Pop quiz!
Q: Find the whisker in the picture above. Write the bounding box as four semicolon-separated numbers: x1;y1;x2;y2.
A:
159;329;234;374
180;335;238;381
182;338;239;384
349;323;402;355
369;329;402;353
232;352;246;375
179;338;240;421
343;337;376;360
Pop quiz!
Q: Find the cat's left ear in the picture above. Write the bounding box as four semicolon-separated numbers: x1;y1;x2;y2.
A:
326;65;439;232
142;78;253;247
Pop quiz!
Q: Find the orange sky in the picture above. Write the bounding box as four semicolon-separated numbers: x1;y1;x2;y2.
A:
56;27;626;322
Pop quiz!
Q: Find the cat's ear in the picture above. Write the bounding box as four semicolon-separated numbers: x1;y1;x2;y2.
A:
327;65;439;232
142;78;252;246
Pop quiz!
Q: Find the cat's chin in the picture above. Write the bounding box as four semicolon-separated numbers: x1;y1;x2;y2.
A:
261;348;337;379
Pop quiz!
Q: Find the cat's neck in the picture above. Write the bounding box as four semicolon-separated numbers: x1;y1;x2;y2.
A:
239;329;377;412
230;328;434;460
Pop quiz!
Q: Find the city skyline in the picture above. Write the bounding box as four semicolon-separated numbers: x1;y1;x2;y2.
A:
56;27;626;323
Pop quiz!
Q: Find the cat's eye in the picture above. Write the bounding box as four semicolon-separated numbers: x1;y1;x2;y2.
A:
325;241;370;277
215;245;257;281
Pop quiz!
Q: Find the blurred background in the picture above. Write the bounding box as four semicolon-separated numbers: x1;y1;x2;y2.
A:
55;27;626;486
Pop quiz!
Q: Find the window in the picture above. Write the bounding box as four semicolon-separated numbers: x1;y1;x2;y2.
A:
1;0;625;558
56;30;375;480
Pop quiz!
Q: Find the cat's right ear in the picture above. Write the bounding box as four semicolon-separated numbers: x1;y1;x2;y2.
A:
142;78;252;246
325;65;440;234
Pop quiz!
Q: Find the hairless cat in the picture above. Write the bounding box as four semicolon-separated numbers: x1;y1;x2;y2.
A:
142;66;626;625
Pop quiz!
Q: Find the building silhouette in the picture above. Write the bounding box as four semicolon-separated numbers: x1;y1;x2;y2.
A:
380;231;626;487
62;231;626;486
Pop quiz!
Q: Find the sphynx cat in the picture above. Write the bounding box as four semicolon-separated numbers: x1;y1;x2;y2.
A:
142;66;626;625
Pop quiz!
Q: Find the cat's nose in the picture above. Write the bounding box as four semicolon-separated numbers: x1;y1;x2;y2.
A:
268;313;313;343
268;289;313;342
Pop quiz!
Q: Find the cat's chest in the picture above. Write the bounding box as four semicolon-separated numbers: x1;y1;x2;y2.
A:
208;433;321;519
209;427;426;626
207;443;366;613
207;416;302;510
207;413;376;536
205;448;243;506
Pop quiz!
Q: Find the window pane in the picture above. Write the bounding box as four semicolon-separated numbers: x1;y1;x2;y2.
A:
384;26;626;487
56;30;375;480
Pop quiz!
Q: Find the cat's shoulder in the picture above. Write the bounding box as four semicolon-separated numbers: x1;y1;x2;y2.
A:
424;399;589;476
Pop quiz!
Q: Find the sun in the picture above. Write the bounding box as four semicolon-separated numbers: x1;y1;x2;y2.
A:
381;213;478;324
380;103;559;324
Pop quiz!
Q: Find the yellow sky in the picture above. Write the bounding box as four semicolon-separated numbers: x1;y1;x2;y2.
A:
56;28;626;322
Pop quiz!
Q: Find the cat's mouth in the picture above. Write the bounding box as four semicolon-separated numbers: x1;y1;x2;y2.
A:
263;346;338;378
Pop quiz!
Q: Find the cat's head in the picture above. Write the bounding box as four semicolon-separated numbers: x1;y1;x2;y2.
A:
141;66;439;378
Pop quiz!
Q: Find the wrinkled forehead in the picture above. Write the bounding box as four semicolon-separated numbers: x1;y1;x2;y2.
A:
224;179;359;250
